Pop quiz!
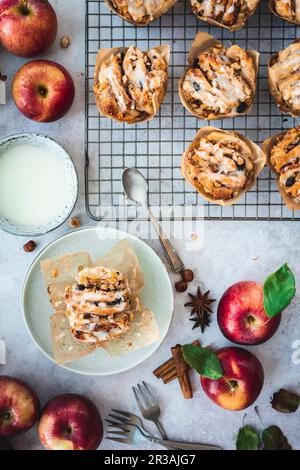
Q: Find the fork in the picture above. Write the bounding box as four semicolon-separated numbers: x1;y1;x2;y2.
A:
133;381;167;439
106;409;221;451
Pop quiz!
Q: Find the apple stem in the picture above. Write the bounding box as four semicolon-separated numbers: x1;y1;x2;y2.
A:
261;317;272;328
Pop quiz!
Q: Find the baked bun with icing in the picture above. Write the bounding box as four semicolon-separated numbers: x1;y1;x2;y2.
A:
268;40;300;117
269;0;300;25
104;0;177;25
189;0;260;30
65;266;135;343
263;127;300;210
182;127;266;206
179;33;259;120
94;45;170;124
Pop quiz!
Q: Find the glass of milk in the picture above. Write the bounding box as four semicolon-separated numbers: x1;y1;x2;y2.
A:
0;133;78;236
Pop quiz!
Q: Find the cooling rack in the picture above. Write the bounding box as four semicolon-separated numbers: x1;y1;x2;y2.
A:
85;0;300;221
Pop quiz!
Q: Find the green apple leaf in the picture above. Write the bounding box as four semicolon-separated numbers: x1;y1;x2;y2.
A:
236;425;260;451
182;344;223;380
262;426;292;450
271;389;300;413
263;264;296;318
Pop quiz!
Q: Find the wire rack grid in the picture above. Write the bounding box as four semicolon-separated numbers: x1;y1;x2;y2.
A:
85;0;300;221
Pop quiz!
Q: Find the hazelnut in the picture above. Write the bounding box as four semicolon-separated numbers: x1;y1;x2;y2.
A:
23;240;36;253
181;269;194;283
69;216;81;229
60;36;70;49
175;280;188;293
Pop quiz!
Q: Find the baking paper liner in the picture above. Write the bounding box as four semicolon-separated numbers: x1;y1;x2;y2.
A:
178;32;260;120
268;39;300;117
262;129;300;210
104;0;178;26
41;240;160;364
182;126;267;206
93;45;170;124
188;0;261;31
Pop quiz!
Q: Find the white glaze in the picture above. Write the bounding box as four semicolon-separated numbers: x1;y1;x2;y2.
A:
0;143;69;226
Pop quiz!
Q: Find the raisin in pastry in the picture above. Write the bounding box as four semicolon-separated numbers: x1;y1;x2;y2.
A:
264;127;300;209
179;34;258;120
104;0;177;25
94;45;170;124
189;0;260;30
182;127;266;205
268;40;300;116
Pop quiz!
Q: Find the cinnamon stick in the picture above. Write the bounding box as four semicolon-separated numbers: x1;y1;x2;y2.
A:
171;344;193;399
153;358;174;378
153;340;199;382
163;372;177;384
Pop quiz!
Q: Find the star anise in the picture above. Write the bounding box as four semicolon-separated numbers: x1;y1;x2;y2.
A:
184;287;216;333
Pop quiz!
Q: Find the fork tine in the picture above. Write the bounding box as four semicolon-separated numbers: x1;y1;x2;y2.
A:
142;381;155;406
133;385;146;413
105;419;121;426
106;436;128;444
111;409;133;418
137;382;151;408
105;420;130;432
106;429;128;436
108;413;129;424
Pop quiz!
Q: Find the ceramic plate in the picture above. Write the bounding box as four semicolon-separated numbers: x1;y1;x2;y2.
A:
22;227;174;376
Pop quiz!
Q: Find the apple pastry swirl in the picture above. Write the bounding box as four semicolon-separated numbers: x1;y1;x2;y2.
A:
65;266;134;343
268;41;300;116
180;43;257;119
189;0;260;29
94;45;169;123
270;127;300;206
182;128;266;205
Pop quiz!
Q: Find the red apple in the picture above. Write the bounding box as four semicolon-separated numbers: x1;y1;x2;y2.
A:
0;376;40;437
12;59;75;122
201;347;264;411
38;394;103;451
0;0;57;58
217;281;281;345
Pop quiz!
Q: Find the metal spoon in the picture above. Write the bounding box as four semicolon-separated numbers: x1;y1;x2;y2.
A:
122;168;184;273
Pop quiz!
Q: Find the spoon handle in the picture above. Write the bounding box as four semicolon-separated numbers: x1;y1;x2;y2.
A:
146;207;184;273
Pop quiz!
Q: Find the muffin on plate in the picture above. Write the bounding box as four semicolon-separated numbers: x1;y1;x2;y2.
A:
94;45;170;124
269;0;300;24
104;0;177;25
65;266;134;343
179;33;259;120
268;40;300;117
262;127;300;210
189;0;260;30
182;127;266;206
